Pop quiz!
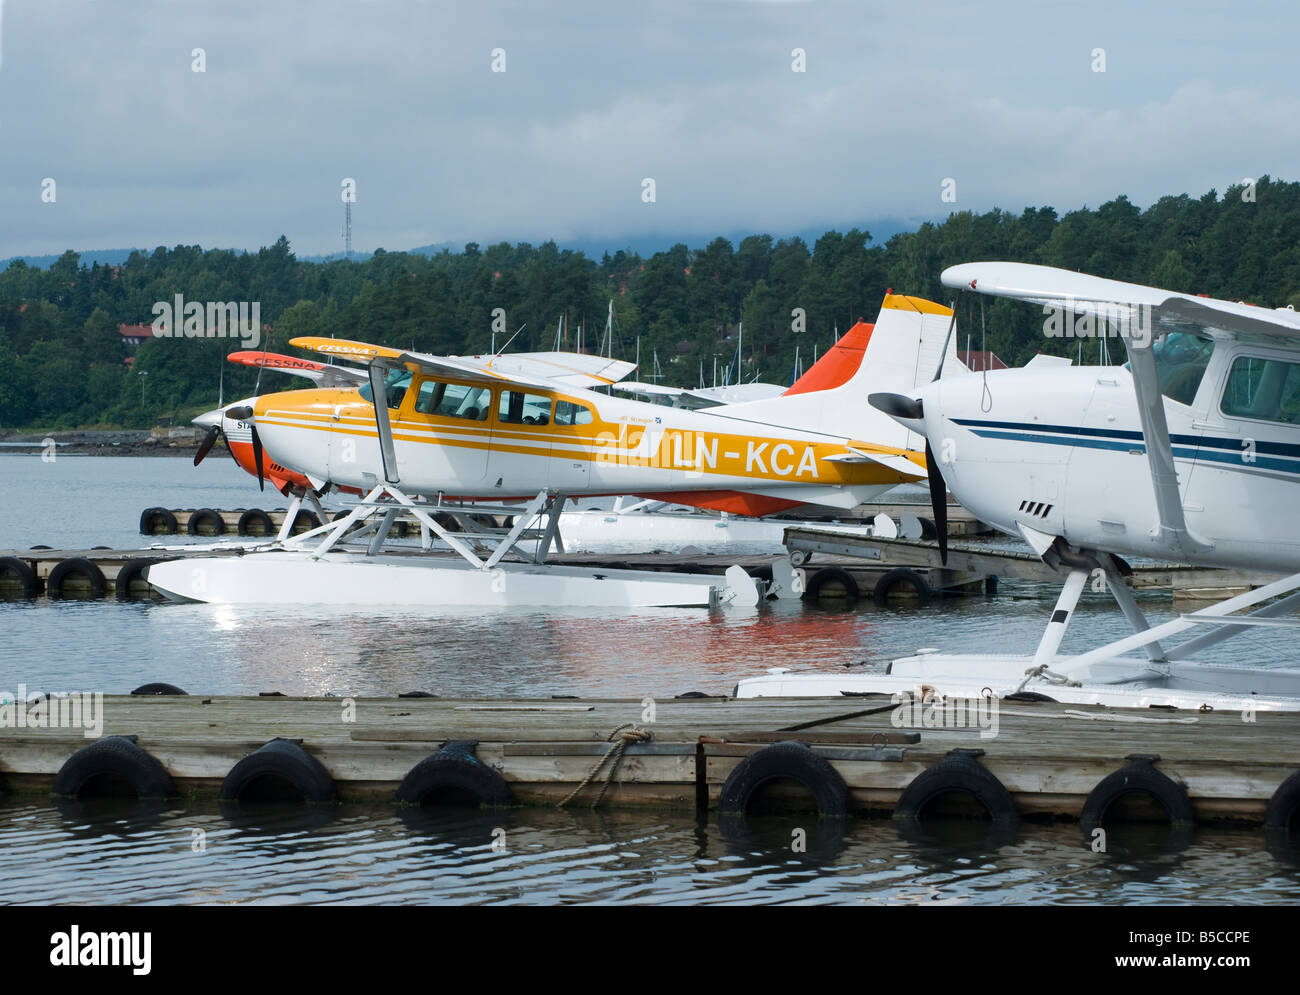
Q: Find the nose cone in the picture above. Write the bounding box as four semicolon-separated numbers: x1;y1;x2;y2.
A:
193;407;224;430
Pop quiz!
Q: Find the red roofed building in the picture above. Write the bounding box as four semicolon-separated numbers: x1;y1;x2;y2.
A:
119;323;153;347
958;349;1008;373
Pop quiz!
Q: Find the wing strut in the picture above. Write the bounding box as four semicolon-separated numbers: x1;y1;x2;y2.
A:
367;361;400;485
1124;338;1212;557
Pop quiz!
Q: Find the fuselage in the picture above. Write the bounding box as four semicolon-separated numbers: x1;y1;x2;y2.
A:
922;334;1300;571
251;375;921;513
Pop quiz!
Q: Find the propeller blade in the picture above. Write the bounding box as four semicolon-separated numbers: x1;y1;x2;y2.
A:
251;425;265;492
193;425;220;466
868;392;923;421
925;440;948;565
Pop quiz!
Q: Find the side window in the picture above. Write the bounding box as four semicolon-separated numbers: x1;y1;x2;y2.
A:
413;379;491;420
1221;356;1300;424
498;390;553;425
554;400;594;426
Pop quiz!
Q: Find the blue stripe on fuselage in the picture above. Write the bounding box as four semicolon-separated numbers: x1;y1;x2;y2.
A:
952;418;1300;476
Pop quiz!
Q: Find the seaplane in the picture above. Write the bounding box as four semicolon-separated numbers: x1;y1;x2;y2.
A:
146;294;962;608
189;348;641;539
738;261;1300;709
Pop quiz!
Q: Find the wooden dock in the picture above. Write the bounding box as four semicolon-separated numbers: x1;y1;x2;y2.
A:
0;537;1279;604
782;527;1283;603
2;693;1298;829
139;502;995;539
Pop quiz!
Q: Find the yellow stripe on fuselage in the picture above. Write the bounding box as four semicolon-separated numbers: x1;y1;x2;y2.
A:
255;386;921;487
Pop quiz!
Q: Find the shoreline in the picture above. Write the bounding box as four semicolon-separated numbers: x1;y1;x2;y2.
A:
1;430;201;458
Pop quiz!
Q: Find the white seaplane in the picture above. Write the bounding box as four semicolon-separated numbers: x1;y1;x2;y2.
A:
739;262;1300;709
147;294;961;608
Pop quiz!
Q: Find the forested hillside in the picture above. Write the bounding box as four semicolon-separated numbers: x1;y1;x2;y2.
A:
3;177;1298;430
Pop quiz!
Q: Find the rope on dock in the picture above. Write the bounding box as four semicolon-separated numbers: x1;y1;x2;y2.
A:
557;724;653;809
1062;709;1199;724
1014;664;1081;693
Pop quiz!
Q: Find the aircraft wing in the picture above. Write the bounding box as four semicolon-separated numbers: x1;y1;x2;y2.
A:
613;382;786;409
940;261;1233;557
615;381;684;398
227;350;367;389
941;261;1300;343
482;352;637;387
289;337;633;391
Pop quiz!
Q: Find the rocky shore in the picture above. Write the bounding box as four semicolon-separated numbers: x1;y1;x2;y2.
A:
0;430;202;457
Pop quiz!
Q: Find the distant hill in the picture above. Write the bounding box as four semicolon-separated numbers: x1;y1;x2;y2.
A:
3;218;925;269
403;219;924;261
1;248;143;269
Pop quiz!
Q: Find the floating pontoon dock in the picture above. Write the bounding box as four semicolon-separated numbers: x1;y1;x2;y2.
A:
1;693;1298;832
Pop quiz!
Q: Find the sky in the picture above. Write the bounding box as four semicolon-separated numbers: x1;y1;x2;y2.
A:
1;0;1297;259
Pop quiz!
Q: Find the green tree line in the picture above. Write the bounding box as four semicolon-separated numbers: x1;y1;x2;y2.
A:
3;177;1299;430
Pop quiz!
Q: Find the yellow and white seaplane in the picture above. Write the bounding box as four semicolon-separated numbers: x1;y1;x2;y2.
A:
147;295;962;608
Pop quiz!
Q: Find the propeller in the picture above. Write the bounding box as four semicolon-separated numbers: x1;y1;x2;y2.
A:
924;440;948;565
224;405;265;491
868;392;923;423
919;302;960;566
193;425;220;466
869;297;962;565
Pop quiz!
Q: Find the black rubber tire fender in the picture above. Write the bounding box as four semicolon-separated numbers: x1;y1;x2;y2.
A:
131;683;188;696
0;556;39;598
1080;756;1195;830
396;741;514;808
114;557;159;600
804;567;860;602
236;508;275;537
1266;770;1300;831
52;735;175;800
219;738;337;804
290;510;322;534
872;567;933;607
46;557;107;600
139;507;179;535
1003;691;1057;703
718;741;849;818
187;508;226;536
893;751;1019;828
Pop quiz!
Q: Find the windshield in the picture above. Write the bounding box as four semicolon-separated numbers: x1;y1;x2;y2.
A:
359;369;412;409
1126;331;1215;406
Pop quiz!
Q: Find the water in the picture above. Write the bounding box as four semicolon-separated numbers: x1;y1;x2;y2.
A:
2;455;1299;905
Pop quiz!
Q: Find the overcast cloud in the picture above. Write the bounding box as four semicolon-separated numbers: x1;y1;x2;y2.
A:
1;0;1297;258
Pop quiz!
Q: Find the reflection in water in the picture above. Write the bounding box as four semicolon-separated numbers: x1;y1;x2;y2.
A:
3;798;1299;905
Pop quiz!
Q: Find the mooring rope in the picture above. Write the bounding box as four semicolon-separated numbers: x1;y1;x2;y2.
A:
1062;709;1199;724
557;723;653;809
1015;663;1082;692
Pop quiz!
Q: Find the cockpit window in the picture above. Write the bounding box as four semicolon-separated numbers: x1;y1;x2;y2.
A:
1148;332;1215;406
413;379;492;420
358;369;412;410
1221;355;1300;424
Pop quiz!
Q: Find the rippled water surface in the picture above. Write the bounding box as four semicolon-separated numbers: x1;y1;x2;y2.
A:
2;456;1299;904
